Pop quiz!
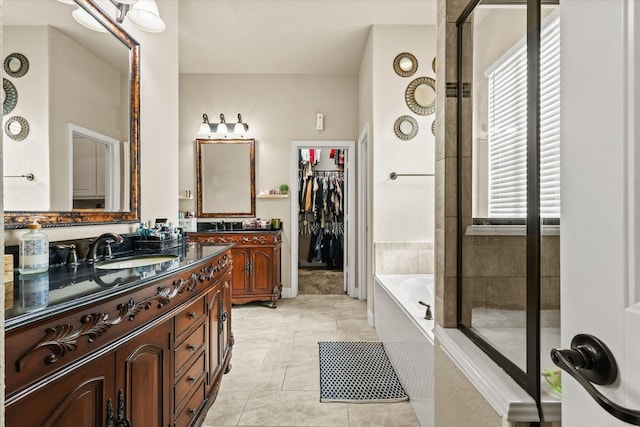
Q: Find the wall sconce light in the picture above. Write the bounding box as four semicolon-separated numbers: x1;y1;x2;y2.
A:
60;0;166;33
199;113;249;136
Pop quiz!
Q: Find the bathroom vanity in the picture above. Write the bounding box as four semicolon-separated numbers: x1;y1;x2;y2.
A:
4;242;233;427
189;230;282;307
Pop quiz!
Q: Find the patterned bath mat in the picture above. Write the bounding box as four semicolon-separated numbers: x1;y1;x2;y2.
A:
318;341;408;403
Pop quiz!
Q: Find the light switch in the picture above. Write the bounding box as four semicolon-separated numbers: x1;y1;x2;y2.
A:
316;113;324;131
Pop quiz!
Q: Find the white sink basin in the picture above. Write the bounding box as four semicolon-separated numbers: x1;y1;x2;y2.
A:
95;255;179;270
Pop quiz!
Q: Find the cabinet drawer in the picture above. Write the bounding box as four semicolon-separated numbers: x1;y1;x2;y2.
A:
174;382;206;427
175;323;206;375
175;296;206;341
175;352;206;415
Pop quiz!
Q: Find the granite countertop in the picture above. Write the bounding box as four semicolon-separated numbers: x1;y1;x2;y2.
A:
6;242;231;330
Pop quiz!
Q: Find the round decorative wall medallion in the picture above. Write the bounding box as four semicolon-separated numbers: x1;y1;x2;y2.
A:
394;115;418;140
5;116;29;141
431;120;436;136
405;76;436;116
432;57;437;73
4;53;29;78
3;78;18;115
393;52;418;77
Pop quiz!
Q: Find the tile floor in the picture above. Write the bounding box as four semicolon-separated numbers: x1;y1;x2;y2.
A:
202;294;420;427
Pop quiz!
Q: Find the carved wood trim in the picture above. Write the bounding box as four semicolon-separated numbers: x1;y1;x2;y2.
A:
16;257;230;372
191;232;282;246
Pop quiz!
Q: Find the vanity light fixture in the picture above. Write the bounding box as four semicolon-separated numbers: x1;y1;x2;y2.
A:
60;0;166;33
199;113;249;136
217;114;228;134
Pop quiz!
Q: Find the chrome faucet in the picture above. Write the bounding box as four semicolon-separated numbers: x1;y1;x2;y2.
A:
86;233;125;264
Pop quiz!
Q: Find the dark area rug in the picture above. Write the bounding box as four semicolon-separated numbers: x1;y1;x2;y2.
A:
318;341;409;403
298;268;344;295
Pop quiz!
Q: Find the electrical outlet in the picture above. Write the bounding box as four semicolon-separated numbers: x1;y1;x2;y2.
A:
316;113;324;131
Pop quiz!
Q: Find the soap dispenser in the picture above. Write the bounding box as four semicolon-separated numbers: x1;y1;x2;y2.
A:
19;217;49;275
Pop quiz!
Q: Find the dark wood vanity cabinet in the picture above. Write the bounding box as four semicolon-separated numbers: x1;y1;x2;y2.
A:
189;231;282;307
5;247;233;427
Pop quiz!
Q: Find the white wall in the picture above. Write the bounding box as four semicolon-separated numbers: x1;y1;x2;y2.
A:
179;73;359;290
135;1;179;226
48;26;124;211
371;25;436;244
364;25;436;279
3;26;50;211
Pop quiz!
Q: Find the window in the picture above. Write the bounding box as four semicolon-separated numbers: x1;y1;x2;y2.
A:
486;15;561;218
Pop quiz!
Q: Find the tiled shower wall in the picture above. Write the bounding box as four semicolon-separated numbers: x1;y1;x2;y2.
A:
374;242;434;274
460;234;560;325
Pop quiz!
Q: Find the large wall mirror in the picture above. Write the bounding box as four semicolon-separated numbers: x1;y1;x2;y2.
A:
3;0;140;228
196;139;255;218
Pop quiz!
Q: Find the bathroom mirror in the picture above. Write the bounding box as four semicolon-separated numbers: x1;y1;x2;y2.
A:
5;116;29;141
196;139;256;218
405;76;436;115
393;115;418;140
4;52;29;78
393;52;418;77
3;79;18;115
3;0;140;228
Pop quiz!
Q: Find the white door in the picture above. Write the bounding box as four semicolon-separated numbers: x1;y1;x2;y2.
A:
560;1;640;425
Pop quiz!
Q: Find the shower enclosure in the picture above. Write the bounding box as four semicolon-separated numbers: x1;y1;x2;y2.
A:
456;0;561;422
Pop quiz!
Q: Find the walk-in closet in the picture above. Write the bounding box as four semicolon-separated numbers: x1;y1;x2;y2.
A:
297;147;347;295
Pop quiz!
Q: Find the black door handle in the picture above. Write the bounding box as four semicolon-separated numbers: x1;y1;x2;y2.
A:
551;334;640;425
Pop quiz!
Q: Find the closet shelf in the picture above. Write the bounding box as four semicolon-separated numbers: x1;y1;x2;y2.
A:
257;194;289;199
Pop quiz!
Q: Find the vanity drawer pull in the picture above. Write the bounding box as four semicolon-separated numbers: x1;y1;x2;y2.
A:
175;323;206;374
188;376;198;383
189;408;198;416
188;312;197;319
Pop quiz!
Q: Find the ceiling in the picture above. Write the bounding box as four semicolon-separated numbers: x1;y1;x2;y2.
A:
177;0;438;75
4;1;438;76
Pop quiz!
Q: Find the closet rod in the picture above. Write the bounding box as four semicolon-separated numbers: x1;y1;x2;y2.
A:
389;172;434;180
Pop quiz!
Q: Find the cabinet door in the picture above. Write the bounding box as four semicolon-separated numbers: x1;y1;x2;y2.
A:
221;270;232;362
206;284;222;392
231;248;251;294
250;247;274;294
206;271;232;396
272;244;281;292
115;321;171;427
6;354;114;427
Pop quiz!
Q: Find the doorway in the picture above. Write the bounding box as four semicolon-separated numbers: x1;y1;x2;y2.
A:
290;140;356;298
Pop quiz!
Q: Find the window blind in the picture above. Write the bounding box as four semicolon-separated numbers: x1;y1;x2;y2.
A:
487;16;561;218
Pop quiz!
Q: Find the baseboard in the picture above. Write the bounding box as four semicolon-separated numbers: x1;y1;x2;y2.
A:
281;287;293;299
368;308;375;328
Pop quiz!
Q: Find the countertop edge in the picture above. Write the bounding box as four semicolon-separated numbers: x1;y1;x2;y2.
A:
5;243;233;332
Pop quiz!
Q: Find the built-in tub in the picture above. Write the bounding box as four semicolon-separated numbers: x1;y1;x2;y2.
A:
375;274;434;427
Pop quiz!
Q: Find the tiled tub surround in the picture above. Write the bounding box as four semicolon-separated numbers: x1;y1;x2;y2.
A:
374;242;434;274
374;274;435;427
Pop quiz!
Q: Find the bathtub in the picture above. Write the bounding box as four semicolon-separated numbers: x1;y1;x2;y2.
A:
375;275;434;427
